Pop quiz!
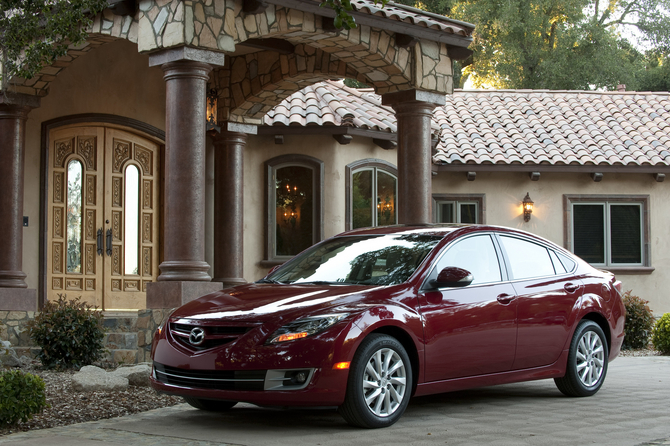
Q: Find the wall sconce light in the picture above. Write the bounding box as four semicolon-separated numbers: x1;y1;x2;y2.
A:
522;192;534;222
206;88;220;133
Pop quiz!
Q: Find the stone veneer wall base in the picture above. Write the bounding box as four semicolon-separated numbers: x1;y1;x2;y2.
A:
0;309;174;365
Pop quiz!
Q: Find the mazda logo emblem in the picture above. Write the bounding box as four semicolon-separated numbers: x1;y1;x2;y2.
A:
189;327;205;346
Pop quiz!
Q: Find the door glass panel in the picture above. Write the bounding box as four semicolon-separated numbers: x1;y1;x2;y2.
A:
377;171;397;226
500;236;555;280
275;166;313;256
436;235;502;285
352;170;373;229
124;165;140;275
66;160;83;273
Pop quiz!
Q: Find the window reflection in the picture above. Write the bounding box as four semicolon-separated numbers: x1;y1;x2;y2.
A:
377;171;396;226
124;165;140;275
275;166;313;256
352;170;372;229
66;160;83;273
352;167;397;228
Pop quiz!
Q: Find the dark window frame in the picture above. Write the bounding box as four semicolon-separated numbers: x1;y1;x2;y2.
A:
432;194;485;224
345;159;398;231
263;154;324;266
563;194;653;274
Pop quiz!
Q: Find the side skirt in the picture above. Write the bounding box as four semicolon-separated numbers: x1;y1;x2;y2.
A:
413;349;569;397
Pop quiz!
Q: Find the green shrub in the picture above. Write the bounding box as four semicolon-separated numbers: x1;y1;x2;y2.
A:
622;291;655;350
651;313;670;354
0;370;47;426
28;294;105;369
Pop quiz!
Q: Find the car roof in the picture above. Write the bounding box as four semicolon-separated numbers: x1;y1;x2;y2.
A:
336;224;551;244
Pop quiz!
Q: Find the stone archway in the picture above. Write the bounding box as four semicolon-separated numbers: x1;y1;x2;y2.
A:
0;0;474;311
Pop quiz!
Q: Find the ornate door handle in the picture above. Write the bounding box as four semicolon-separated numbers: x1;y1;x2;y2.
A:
96;229;103;256
106;228;113;256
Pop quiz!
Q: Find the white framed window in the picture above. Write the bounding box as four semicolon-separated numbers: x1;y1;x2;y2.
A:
564;195;649;268
433;194;484;224
346;159;398;229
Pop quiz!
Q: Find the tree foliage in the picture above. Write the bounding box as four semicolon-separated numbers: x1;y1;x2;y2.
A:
0;0;108;90
397;0;670;90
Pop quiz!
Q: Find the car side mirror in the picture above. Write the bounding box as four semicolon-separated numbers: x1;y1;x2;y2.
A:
430;267;474;288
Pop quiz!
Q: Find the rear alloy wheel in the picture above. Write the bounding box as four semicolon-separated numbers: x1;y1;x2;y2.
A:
183;397;237;411
339;334;412;428
555;320;609;397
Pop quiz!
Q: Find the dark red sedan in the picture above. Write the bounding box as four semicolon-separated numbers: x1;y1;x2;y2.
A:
150;225;625;428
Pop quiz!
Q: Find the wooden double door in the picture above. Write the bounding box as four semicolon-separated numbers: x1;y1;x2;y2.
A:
47;126;161;310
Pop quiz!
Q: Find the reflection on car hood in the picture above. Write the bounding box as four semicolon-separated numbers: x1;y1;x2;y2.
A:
172;283;378;322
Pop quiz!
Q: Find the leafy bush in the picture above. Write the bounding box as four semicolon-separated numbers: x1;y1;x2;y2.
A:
622;291;655;350
651;313;670;354
28;294;105;369
0;370;47;426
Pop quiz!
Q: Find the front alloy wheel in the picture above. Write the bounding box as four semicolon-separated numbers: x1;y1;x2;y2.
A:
555;320;609;397
339;334;412;428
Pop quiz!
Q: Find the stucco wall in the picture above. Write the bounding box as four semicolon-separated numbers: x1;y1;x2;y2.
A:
238;134;397;282
21;39;166;291
432;170;670;314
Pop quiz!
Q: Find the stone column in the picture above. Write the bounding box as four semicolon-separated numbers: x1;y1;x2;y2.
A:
212;123;256;288
382;90;445;225
146;47;226;308
0;94;40;311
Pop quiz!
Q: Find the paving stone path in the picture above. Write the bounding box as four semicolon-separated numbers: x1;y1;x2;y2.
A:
1;356;668;446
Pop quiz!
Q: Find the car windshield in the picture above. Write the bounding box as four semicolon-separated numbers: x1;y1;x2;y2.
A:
267;234;443;285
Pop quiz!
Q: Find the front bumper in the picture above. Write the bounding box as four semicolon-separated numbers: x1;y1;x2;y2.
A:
150;362;348;406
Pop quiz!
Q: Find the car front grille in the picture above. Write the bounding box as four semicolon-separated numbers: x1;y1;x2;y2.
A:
153;363;266;391
169;322;252;351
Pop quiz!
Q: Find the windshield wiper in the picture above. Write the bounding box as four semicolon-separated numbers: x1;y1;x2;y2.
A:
256;278;284;284
292;280;347;285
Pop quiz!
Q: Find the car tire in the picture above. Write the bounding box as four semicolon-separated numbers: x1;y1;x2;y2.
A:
339;334;412;428
555;320;609;397
183;397;237;411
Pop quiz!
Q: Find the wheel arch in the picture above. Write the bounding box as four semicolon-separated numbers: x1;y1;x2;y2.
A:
581;312;612;353
370;325;420;396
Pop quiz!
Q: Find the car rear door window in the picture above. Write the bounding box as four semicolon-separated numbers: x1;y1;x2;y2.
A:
500;236;555;280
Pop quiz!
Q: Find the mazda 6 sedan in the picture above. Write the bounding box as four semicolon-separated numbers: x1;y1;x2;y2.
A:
150;225;626;428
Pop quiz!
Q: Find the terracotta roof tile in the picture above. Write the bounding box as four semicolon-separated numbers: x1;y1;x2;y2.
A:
351;0;474;36
265;82;670;167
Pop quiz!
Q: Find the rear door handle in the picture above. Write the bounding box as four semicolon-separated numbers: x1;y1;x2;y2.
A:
564;283;580;293
497;293;515;305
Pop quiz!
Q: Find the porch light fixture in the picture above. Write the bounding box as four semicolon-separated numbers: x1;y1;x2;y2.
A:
522;192;534;222
206;88;220;133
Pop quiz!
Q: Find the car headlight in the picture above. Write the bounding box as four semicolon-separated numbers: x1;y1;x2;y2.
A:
156;308;176;336
268;314;349;344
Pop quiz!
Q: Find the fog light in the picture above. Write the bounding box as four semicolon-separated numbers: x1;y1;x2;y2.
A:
291;371;308;384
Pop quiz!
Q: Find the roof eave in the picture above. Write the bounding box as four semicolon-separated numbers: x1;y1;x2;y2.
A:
264;0;474;48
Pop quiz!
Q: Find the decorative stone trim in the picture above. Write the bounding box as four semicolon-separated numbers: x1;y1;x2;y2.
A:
8;0;455;104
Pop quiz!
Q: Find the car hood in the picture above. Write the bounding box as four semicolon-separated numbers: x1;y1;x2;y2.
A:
171;283;377;324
